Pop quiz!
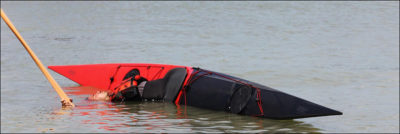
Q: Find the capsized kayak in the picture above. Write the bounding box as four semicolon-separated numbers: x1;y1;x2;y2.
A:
48;63;342;119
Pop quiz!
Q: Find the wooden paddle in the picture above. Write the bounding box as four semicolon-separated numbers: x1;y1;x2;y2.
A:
1;8;75;108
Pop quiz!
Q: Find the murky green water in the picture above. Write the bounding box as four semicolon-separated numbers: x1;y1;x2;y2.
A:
1;1;399;133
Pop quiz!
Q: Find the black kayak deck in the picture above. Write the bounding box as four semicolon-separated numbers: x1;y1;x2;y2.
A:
177;68;342;119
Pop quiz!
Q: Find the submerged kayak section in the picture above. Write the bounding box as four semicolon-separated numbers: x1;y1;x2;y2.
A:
48;63;342;119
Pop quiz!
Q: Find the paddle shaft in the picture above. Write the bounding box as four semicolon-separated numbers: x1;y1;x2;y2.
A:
1;9;74;107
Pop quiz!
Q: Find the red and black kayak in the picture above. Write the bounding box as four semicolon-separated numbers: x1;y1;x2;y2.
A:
48;63;342;119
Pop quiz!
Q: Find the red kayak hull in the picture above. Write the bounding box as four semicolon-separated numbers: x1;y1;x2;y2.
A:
48;63;193;91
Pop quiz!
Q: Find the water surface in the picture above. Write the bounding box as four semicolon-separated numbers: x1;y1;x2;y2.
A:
1;1;399;133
